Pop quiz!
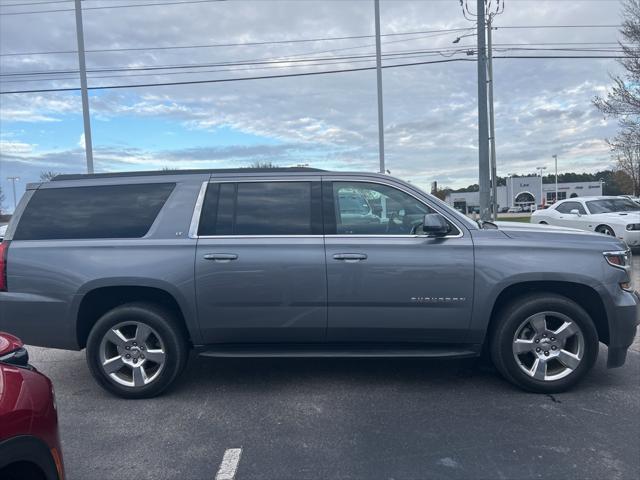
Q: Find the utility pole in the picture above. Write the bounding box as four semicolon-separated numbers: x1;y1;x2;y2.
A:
7;176;19;211
374;0;385;174
74;0;94;174
487;15;497;220
476;0;490;221
552;154;558;204
536;166;547;207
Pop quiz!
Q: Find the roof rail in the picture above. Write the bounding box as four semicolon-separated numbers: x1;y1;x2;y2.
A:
52;167;326;181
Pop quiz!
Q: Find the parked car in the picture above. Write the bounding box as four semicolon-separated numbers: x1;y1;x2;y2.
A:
530;196;640;247
507;206;523;213
0;224;7;242
0;332;65;480
0;168;637;398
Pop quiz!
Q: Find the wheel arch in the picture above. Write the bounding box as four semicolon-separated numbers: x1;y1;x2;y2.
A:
485;281;609;346
74;280;199;349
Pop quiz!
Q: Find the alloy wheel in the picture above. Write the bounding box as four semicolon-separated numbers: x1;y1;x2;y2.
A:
512;311;584;381
99;321;166;388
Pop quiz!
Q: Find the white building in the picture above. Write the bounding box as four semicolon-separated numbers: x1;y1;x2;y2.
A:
445;176;603;213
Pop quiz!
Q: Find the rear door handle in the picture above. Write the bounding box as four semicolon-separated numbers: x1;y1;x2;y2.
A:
203;253;238;262
333;253;367;262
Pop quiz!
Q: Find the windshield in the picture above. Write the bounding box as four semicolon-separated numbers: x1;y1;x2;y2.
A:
402;182;478;229
586;198;640;214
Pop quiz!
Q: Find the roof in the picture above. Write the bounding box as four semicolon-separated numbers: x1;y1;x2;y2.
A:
557;196;618;201
52;167;327;181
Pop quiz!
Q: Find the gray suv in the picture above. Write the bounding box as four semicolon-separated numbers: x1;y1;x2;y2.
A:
0;168;637;398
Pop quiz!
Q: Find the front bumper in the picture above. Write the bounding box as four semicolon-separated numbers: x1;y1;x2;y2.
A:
606;289;640;368
620;229;640;247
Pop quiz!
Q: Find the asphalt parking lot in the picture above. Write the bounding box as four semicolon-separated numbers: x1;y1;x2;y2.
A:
26;256;640;480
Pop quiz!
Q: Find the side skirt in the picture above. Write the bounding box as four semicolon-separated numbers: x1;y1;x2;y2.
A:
194;343;481;358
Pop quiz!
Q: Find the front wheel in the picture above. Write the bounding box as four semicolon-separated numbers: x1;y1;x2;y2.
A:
86;303;189;398
490;294;598;393
596;225;616;236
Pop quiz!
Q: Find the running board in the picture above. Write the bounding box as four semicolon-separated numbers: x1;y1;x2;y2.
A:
195;343;480;358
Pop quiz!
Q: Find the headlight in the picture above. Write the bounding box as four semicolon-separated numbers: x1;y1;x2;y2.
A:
603;249;631;270
626;223;640;231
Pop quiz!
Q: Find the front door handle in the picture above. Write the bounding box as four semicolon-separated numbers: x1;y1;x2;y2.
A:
333;253;367;263
203;253;238;262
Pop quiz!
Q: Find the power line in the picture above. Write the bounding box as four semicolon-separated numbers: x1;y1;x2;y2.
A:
0;0;227;15
0;0;71;6
0;27;473;57
0;55;624;95
0;58;477;94
0;50;470;84
0;43;627;78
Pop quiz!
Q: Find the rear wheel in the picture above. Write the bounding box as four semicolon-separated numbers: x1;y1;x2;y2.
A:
490;294;598;393
86;302;189;398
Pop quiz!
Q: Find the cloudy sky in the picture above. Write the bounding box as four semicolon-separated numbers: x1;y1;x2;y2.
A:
0;0;625;210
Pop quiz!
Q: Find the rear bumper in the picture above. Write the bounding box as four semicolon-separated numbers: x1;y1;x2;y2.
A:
0;292;78;350
606;289;639;368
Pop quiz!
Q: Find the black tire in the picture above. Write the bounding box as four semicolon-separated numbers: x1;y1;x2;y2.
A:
86;302;189;399
490;293;598;393
596;224;616;237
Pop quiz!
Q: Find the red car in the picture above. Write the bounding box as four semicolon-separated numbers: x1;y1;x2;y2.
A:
0;332;65;480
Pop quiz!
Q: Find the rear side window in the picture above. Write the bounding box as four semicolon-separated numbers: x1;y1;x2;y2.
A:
198;181;322;236
555;201;586;214
14;183;175;240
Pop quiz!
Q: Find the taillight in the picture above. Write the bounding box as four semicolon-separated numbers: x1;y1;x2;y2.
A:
0;240;8;291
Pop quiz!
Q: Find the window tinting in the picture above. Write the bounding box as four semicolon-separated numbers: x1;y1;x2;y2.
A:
556;202;586;215
329;182;446;235
198;181;320;236
14;183;174;240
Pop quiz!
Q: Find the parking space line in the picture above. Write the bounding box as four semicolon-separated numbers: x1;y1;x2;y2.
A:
215;447;243;480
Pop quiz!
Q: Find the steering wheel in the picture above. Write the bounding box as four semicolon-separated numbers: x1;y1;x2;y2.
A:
409;218;427;235
385;213;403;234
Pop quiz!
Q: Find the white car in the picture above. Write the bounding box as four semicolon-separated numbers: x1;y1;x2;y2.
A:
507;206;523;213
0;224;6;242
530;196;640;247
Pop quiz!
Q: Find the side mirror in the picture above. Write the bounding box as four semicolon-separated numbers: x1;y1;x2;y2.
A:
421;213;450;237
570;209;581;216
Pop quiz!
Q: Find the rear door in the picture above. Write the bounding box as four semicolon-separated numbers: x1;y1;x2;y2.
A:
194;177;327;343
323;177;474;343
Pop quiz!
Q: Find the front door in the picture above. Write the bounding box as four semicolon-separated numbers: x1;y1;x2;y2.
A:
194;178;326;343
323;179;474;343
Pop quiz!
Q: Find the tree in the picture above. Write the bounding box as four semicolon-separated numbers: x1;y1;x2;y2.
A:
594;0;640;195
246;161;279;169
608;130;640;195
0;186;5;214
40;171;60;182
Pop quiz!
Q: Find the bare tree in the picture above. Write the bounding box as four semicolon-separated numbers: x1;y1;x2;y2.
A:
0;186;5;214
594;0;640;194
595;0;640;122
246;161;279;169
608;130;640;195
40;171;60;182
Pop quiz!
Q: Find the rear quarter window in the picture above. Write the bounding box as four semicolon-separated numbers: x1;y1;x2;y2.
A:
14;183;175;240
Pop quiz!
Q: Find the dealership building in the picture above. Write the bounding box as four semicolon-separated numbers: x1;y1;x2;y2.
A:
444;176;603;213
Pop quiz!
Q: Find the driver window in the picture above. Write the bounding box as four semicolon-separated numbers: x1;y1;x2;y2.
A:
332;182;433;235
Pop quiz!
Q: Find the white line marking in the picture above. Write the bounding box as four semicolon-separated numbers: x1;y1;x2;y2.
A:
215;448;242;480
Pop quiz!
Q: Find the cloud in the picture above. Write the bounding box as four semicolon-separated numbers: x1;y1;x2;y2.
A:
0;0;626;193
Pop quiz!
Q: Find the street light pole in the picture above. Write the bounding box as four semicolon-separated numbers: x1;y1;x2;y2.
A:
536;166;547;207
487;15;498;220
374;0;385;174
74;0;94;174
476;0;490;221
552;154;558;204
7;176;19;211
